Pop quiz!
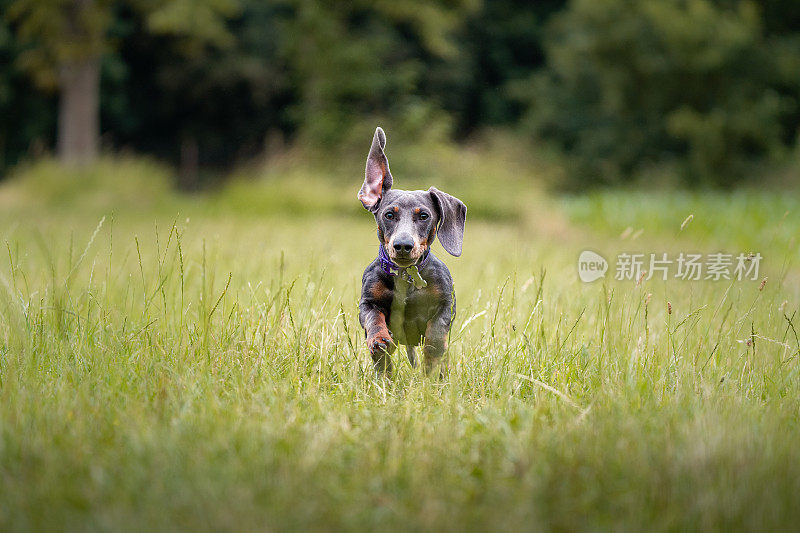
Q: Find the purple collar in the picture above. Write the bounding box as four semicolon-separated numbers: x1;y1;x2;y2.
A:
378;245;430;278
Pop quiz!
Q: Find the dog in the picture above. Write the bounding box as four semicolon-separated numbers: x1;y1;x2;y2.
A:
357;127;467;376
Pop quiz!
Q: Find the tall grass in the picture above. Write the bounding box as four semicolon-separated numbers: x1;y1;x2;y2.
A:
0;156;798;530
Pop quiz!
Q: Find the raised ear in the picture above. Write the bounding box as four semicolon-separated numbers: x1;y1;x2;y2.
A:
358;127;393;210
429;187;467;257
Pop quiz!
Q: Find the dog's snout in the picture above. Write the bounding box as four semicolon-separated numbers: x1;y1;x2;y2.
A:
393;235;414;254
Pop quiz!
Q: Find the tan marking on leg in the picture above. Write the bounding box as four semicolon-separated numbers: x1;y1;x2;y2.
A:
370;281;391;300
367;312;394;355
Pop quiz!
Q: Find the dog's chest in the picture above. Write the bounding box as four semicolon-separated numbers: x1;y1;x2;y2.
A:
389;276;427;345
389;276;410;344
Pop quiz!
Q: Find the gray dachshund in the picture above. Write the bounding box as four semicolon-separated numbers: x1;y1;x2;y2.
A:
357;127;467;376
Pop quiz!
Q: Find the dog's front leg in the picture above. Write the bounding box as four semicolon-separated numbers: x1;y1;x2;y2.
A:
359;303;395;376
423;303;453;376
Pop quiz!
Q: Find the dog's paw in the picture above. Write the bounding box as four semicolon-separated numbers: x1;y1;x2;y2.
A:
367;328;394;355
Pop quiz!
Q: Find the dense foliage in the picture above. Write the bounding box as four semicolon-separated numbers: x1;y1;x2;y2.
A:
523;0;800;186
2;0;800;186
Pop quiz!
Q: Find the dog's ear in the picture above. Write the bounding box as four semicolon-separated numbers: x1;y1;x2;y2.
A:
358;127;393;210
429;187;466;257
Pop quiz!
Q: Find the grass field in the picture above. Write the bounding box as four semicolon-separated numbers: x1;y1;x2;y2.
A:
1;150;799;531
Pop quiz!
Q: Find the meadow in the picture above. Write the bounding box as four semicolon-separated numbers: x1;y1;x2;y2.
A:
1;145;799;531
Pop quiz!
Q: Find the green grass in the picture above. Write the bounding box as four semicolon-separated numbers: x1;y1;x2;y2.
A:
0;154;799;531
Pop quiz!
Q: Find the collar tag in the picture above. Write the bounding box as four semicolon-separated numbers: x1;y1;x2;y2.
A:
406;266;427;289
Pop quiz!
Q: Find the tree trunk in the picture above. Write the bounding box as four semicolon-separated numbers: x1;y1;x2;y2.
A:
57;58;99;165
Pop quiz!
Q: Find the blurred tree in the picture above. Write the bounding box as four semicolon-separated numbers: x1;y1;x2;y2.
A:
523;0;800;187
282;0;476;146
4;0;800;188
0;0;56;170
759;0;800;148
122;0;244;188
103;0;291;188
9;0;112;165
7;0;239;168
427;0;565;136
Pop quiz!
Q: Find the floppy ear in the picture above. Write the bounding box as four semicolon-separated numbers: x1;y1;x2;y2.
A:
429;187;467;257
358;127;393;210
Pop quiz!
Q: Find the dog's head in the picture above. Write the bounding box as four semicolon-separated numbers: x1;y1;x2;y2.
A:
358;127;466;267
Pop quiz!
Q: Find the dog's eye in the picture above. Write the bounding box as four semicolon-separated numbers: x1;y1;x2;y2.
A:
384;212;394;220
419;212;429;220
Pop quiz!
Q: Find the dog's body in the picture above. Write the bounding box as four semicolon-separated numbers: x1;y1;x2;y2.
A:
357;127;466;375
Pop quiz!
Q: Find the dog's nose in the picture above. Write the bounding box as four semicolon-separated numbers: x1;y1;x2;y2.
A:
393;236;414;254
